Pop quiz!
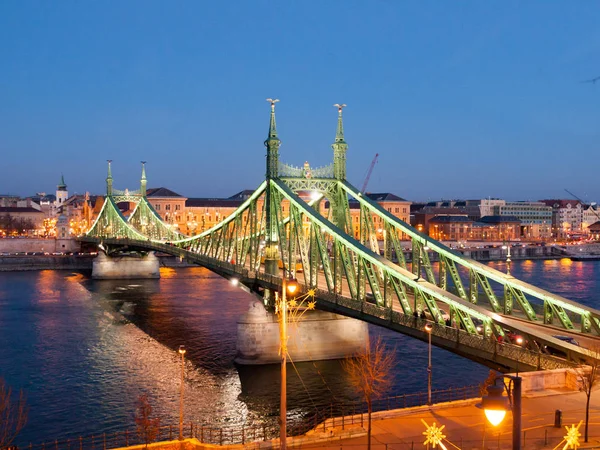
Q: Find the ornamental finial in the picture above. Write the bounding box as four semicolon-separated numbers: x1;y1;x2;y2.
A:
265;98;280;140
333;103;347;143
333;103;347;113
141;161;147;180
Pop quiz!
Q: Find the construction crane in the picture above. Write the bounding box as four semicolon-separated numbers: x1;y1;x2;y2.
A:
361;153;379;193
565;188;600;222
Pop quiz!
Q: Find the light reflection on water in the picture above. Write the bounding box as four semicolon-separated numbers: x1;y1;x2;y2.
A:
1;260;597;444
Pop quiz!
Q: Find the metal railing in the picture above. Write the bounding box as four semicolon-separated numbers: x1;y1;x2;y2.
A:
23;385;481;449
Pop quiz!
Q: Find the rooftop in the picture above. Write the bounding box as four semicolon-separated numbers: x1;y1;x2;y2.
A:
146;187;184;198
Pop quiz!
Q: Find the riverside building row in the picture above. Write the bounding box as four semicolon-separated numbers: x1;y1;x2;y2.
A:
3;177;600;242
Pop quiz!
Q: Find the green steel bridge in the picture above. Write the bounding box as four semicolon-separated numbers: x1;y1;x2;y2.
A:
80;101;600;373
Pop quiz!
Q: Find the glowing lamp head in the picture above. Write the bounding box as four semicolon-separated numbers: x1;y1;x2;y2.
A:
231;278;239;286
178;345;186;356
286;278;299;296
515;336;524;345
424;323;433;333
484;409;507;427
481;383;509;427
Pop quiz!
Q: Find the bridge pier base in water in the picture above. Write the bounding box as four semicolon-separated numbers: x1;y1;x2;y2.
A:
235;300;369;365
92;251;160;279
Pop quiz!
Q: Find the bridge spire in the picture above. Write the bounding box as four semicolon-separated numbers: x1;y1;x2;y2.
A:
140;161;147;197
332;104;348;180
264;98;281;179
106;160;113;196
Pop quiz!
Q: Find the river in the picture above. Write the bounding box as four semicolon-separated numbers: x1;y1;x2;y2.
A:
0;258;598;445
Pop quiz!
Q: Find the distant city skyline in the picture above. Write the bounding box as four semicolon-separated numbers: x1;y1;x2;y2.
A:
1;2;599;201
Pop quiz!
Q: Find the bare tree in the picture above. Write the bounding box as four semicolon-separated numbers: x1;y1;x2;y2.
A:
135;394;160;448
479;370;498;396
578;345;600;442
0;378;28;449
342;336;396;450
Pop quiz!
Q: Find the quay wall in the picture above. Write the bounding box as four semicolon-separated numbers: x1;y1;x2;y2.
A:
401;245;562;262
0;255;94;271
0;254;194;272
235;300;369;364
0;237;80;253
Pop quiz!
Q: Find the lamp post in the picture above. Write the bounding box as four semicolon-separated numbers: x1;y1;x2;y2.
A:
481;375;522;450
279;276;298;450
178;345;186;440
424;323;433;405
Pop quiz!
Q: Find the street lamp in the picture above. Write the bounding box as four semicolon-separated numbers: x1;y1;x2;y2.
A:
279;276;298;450
424;323;433;405
178;345;186;440
480;375;522;450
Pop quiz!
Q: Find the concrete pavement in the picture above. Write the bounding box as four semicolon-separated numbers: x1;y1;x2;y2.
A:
292;389;600;449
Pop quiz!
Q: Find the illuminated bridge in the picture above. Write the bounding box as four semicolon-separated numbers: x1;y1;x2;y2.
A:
79;101;600;373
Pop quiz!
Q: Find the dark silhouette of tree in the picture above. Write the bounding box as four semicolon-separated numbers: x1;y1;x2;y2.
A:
342;337;396;450
479;370;498;396
135;394;160;448
578;346;600;442
0;378;28;449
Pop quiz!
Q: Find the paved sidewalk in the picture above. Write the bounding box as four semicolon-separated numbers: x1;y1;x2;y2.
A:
291;389;600;449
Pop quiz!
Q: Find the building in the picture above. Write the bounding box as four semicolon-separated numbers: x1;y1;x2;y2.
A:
539;200;583;238
479;199;506;218
427;215;473;241
492;201;552;240
412;207;468;236
55;175;69;211
477;216;521;241
0;206;45;236
146;187;188;232
582;205;600;235
182;190;411;240
588;221;600;240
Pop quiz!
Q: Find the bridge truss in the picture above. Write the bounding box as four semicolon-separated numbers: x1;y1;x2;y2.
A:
82;101;600;371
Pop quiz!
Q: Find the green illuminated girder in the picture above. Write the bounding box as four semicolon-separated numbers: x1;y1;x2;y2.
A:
336;240;357;299
385;222;407;269
450;306;478;334
337;180;600;334
86;196;149;241
128;196;183;241
271;180;491;334
506;286;537;322
419;290;444;325
439;258;447;290
474;272;502;312
419;243;436;284
441;255;467;300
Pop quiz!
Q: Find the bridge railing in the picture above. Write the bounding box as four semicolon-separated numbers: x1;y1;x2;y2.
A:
298;283;575;371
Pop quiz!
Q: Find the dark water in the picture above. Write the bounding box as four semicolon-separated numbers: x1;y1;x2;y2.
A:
1;259;599;444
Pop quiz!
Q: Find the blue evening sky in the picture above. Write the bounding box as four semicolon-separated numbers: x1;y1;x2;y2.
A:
1;1;599;202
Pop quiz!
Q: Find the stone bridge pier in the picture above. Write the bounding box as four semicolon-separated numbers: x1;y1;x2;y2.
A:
92;251;160;279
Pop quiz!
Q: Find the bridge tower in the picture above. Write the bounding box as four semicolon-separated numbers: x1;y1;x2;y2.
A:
263;99;282;304
140;161;147;196
106;160;113;196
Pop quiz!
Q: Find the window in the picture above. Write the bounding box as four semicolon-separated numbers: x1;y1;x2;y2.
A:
155;204;160;211
175;205;180;211
395;208;399;213
166;204;171;211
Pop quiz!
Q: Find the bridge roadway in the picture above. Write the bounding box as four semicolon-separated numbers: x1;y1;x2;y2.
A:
80;237;599;372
